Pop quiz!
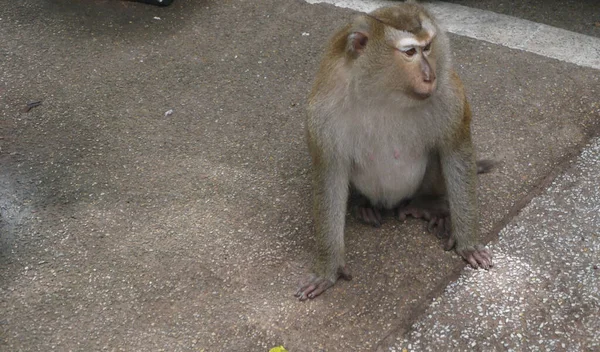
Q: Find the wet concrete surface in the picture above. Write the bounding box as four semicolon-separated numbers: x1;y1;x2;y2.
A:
1;1;599;351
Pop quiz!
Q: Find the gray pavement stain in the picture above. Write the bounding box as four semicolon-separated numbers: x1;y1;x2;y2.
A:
0;1;599;351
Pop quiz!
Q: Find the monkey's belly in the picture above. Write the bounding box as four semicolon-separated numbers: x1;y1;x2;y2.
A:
351;153;428;209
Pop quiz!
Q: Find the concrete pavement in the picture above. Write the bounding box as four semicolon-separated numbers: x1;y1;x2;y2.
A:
1;0;599;351
388;137;600;351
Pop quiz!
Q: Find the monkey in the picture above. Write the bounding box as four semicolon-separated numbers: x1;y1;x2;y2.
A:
296;2;493;301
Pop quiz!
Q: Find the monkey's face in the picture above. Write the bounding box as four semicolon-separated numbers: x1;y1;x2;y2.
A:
393;41;437;100
342;5;446;101
348;6;441;100
384;16;439;100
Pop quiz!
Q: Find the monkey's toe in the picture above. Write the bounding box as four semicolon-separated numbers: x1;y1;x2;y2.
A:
295;266;352;301
295;276;335;301
398;206;450;239
338;265;353;281
397;207;425;221
353;206;383;227
457;246;493;270
427;216;451;239
445;236;456;251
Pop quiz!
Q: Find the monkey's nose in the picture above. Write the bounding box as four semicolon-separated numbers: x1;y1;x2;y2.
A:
420;58;435;82
423;70;436;83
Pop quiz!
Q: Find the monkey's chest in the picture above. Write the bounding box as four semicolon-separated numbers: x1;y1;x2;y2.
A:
350;145;428;209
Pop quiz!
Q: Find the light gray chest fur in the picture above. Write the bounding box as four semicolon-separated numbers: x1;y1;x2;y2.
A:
345;106;431;209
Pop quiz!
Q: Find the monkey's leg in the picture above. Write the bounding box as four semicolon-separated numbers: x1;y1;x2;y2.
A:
349;188;384;227
296;156;352;300
440;141;493;270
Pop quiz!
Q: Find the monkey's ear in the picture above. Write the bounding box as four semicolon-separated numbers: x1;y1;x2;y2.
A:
347;16;371;58
347;31;369;56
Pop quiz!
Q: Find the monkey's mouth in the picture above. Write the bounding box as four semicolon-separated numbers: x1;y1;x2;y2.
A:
412;91;433;100
412;81;436;100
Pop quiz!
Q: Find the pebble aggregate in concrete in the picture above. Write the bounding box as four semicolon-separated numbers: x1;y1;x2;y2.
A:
1;1;599;350
390;138;600;351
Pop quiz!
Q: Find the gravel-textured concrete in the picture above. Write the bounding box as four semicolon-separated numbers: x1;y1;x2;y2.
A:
307;1;600;70
1;1;599;351
388;138;600;351
441;0;600;38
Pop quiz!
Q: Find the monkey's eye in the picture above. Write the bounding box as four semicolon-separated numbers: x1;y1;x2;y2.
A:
423;43;432;52
402;48;417;57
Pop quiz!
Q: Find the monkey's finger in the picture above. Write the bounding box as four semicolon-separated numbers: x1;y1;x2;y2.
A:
435;219;448;238
433;218;451;239
397;210;408;221
444;237;456;251
476;246;491;254
427;218;440;233
477;249;494;268
361;207;381;227
475;246;493;263
466;255;479;269
375;209;382;224
427;218;435;232
295;274;317;296
296;284;317;301
444;218;451;234
338;266;353;281
307;280;334;299
471;251;490;270
295;284;311;297
406;209;423;219
421;210;432;221
398;208;419;221
367;208;381;227
360;208;369;223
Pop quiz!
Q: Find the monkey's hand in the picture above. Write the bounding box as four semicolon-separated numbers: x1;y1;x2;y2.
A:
452;243;493;270
295;266;352;301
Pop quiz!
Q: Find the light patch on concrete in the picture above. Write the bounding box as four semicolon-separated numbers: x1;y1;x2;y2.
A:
304;0;600;70
388;137;600;351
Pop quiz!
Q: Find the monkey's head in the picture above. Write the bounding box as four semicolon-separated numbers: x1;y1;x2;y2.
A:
344;3;449;101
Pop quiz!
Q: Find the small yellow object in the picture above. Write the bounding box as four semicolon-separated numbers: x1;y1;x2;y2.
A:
269;346;288;352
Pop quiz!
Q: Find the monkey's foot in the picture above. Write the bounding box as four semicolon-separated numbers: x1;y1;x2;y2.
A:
295;266;352;301
454;244;493;270
397;206;450;238
353;205;383;227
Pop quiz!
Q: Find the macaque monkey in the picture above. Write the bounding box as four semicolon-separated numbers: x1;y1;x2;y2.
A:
296;2;493;301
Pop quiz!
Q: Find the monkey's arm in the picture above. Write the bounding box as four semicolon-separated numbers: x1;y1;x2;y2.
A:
440;123;493;269
296;135;352;300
